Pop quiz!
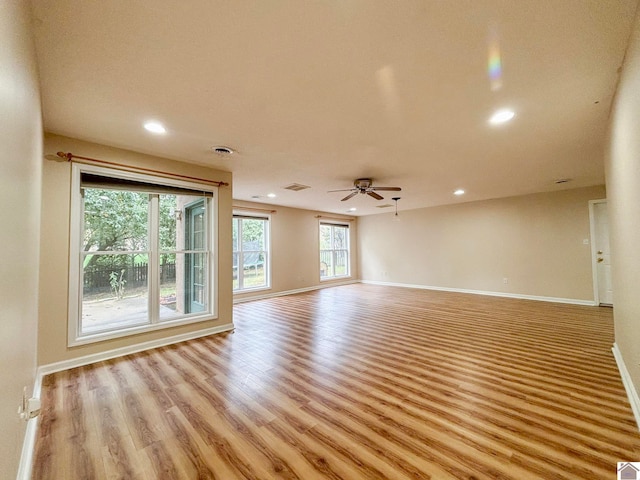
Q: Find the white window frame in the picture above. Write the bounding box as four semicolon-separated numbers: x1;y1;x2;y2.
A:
68;163;218;346
232;211;271;293
319;220;351;281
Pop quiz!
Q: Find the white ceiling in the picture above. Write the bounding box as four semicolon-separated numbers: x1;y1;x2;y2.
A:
31;0;638;216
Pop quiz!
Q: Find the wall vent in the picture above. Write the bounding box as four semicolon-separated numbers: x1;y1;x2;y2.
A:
283;183;311;191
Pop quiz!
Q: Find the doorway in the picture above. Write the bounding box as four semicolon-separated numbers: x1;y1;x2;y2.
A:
589;199;612;306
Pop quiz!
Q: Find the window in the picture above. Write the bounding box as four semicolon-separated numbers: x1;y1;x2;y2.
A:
320;222;350;279
69;164;217;345
233;214;270;291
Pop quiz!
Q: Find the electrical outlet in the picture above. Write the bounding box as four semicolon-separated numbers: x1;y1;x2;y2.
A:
503;277;508;284
17;387;41;421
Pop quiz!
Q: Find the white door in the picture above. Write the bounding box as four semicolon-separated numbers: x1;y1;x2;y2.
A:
591;200;613;306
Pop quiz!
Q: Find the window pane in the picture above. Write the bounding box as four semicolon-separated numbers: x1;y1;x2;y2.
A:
321;250;334;278
232;218;239;252
334;226;348;249
159;194;177;250
320;225;332;250
160;252;209;320
232;252;239;290
336;250;348;276
242;219;265;251
159;253;177;320
161;194;207;251
82;253;149;334
83;188;148;251
238;251;267;289
186;199;207;251
186;252;208;313
192;213;205;249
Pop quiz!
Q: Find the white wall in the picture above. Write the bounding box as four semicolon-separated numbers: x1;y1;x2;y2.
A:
606;6;640;421
0;1;43;477
358;186;604;303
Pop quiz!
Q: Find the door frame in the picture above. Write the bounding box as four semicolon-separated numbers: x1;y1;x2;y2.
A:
588;198;608;306
185;199;206;313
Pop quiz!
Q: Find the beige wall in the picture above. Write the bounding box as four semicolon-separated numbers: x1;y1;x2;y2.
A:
233;200;357;301
38;134;233;365
358;186;605;302
0;1;43;477
606;9;640;409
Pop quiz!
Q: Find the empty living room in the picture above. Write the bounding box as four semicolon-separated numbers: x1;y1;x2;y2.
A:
2;1;640;479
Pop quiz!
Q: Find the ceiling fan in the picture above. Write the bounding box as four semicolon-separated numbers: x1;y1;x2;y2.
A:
328;178;401;201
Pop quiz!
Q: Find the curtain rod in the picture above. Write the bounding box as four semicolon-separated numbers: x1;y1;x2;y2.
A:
233;206;277;214
315;215;355;222
50;151;230;188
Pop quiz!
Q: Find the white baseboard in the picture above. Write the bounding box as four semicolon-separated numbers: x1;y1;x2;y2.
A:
360;280;597;306
16;371;43;480
612;342;640;431
38;322;234;377
233;279;360;304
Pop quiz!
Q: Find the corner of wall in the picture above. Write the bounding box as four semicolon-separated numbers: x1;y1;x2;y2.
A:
612;343;640;431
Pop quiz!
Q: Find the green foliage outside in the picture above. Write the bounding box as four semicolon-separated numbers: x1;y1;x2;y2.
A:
232;217;266;251
320;224;347;250
83;189;178;270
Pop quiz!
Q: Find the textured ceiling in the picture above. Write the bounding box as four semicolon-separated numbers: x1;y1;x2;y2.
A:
31;0;638;215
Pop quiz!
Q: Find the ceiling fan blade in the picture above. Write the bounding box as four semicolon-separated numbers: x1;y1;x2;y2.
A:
341;191;359;201
367;191;384;200
328;188;356;193
370;186;401;191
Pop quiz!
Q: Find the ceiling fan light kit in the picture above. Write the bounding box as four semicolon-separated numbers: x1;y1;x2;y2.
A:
328;178;401;202
392;196;401;221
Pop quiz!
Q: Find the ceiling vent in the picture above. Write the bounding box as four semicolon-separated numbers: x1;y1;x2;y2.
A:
283;183;310;191
376;204;394;208
212;146;234;156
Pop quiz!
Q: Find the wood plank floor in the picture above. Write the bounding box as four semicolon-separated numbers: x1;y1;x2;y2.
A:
33;284;640;479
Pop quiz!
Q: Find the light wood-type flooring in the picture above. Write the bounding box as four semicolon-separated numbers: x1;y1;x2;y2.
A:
33;284;640;479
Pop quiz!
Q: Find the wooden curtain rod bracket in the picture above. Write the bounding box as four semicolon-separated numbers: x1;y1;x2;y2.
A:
51;151;230;187
56;151;73;162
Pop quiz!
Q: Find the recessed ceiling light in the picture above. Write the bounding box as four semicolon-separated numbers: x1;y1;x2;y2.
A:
143;121;167;134
267;193;276;198
212;146;234;155
489;109;515;125
348;207;357;212
454;189;465;195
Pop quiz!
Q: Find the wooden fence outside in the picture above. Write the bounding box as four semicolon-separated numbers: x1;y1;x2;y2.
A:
83;262;176;292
